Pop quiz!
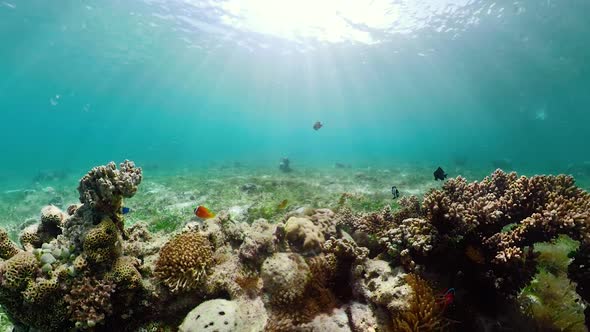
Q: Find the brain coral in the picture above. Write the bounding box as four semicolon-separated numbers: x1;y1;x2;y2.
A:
155;231;214;293
284;217;325;254
260;252;311;304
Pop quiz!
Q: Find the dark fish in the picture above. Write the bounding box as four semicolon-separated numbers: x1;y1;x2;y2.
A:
391;186;399;199
434;167;447;181
122;207;131;214
313;121;323;130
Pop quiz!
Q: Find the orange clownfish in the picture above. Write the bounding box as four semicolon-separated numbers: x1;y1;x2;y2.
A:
194;206;216;219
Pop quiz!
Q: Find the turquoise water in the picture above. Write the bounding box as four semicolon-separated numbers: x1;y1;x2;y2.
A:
1;0;589;184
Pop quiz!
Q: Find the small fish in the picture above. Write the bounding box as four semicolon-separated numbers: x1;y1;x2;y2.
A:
391;186;399;199
313;121;323;130
433;167;447;181
121;207;131;214
277;199;288;210
194;205;216;219
437;288;455;312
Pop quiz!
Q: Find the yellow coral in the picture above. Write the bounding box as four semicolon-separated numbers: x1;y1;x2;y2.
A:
0;228;21;259
393;274;447;332
155;231;214;293
108;256;142;290
22;277;59;304
0;251;37;290
19;230;41;250
83;217;120;264
73;255;88;272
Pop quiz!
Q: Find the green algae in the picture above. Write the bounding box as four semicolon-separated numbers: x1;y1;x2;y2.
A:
518;236;586;332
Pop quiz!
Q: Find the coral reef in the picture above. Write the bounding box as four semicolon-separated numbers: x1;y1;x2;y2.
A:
0;162;589;331
422;169;590;296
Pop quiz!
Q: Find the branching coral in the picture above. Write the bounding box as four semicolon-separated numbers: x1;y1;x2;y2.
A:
65;276;116;329
422;169;590;296
336;198;430;267
155;231;214;293
78;160;143;211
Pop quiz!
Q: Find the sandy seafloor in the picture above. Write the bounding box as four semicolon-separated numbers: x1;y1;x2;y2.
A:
0;162;589;331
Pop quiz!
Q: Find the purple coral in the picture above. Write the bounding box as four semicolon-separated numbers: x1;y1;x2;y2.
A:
77;160;142;210
423;169;590;296
65;276;116;329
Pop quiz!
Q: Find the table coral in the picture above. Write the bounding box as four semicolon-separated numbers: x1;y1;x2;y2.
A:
422;169;590;296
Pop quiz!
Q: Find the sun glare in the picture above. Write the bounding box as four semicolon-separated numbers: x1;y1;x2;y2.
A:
219;0;401;44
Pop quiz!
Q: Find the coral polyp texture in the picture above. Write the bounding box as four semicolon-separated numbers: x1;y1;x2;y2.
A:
78;160;143;210
154;231;214;293
0;163;589;331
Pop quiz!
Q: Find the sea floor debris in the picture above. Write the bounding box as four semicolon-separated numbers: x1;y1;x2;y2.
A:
0;161;588;331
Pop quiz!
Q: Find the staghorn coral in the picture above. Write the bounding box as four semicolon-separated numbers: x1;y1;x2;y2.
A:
0;228;20;259
155;231;214;293
65;276;116;329
336;199;429;264
392;273;447;332
379;217;438;271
